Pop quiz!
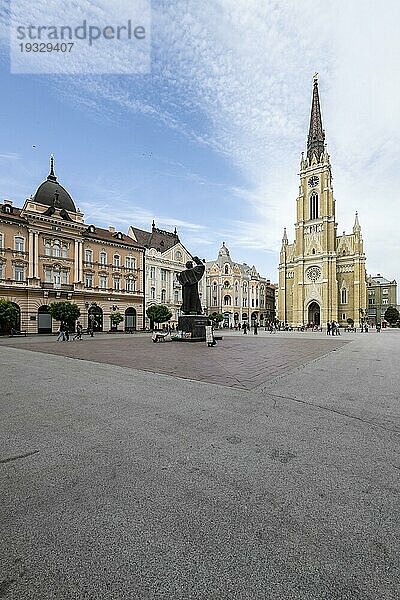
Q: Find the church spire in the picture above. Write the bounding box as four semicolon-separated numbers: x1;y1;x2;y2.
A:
282;227;288;245
307;73;325;163
353;211;361;234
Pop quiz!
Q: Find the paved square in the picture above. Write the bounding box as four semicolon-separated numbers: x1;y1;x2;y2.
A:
1;333;348;389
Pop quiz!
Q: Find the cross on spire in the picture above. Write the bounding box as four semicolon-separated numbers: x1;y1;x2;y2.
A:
47;154;57;182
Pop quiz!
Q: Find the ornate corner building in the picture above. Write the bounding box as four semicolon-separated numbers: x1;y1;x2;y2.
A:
278;76;367;328
206;242;276;328
0;158;145;333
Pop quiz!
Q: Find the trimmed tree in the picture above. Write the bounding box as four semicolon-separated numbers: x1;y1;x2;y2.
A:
384;305;399;327
346;318;354;326
0;299;20;333
210;312;224;328
146;304;172;329
48;301;81;330
110;310;124;331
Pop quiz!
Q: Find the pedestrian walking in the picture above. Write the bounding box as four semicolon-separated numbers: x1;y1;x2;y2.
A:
64;324;70;342
57;323;65;342
327;322;331;335
243;323;247;334
331;320;336;336
73;321;83;341
254;322;258;335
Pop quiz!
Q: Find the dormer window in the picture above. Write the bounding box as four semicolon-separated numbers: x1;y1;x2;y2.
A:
4;205;11;213
88;225;95;233
117;232;123;240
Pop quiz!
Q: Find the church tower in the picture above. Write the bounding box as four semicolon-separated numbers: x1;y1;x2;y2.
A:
278;75;367;327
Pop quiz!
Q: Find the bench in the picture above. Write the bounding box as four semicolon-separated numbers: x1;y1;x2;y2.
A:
9;330;27;337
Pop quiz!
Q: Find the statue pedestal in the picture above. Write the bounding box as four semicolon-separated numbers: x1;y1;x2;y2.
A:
177;315;208;341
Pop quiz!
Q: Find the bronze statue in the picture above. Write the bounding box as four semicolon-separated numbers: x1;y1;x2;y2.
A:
177;257;205;314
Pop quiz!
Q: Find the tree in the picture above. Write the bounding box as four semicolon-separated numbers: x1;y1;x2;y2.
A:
384;305;399;326
210;312;224;328
0;299;20;333
110;310;124;330
48;301;80;328
146;304;172;329
346;318;354;326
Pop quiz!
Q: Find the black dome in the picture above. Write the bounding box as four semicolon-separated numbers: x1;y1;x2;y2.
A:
33;156;76;213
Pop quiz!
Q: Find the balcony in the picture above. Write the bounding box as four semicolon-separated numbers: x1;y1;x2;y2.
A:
41;282;74;291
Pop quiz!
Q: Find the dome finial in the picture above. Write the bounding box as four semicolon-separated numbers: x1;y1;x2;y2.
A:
152;219;155;230
48;154;57;182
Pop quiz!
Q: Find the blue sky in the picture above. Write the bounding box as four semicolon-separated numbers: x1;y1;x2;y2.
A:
1;0;400;292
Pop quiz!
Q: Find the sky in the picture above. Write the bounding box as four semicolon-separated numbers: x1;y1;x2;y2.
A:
0;0;399;295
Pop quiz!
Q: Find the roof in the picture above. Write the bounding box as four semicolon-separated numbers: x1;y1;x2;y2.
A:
33;156;76;213
129;224;180;253
368;274;394;285
84;226;145;250
0;203;28;224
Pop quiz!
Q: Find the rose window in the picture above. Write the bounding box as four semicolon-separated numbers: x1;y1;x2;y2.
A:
306;266;321;282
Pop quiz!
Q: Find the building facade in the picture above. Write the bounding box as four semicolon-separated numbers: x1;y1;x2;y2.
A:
0;158;145;333
206;242;275;327
278;76;367;328
367;274;397;326
128;222;206;327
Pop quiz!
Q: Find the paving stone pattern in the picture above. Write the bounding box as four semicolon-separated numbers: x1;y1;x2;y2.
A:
1;335;348;389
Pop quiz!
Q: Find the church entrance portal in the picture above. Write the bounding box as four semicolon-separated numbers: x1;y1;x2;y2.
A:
308;302;320;326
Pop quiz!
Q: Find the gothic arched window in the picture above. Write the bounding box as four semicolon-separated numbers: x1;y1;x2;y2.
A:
224;264;229;274
310;192;319;220
341;288;348;304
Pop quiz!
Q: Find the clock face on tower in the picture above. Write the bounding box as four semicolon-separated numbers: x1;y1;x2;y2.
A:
308;175;319;187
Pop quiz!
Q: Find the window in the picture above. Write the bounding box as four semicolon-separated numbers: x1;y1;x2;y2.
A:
383;288;388;295
85;273;93;288
224;280;230;288
62;244;68;258
53;242;60;257
14;264;25;281
0;262;4;279
213;282;217;292
161;269;167;282
15;237;24;252
382;298;388;305
85;249;93;263
150;287;155;300
0;233;3;249
174;290;179;304
150;267;156;279
125;256;135;269
213;298;218;306
126;277;135;292
224;295;231;306
341;288;348;304
99;275;107;290
61;270;68;284
113;254;120;267
161;289;166;302
368;298;374;305
243;297;247;307
99;252;107;266
309;192;319;220
45;241;51;256
342;313;346;320
224;264;229;275
44;268;52;283
113;277;120;291
175;251;182;261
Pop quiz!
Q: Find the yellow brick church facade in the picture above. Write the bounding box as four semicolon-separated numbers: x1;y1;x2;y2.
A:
278;76;367;328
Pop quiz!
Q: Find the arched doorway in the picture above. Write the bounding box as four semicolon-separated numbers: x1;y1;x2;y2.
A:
38;305;52;334
125;307;136;332
308;301;320;326
88;305;103;332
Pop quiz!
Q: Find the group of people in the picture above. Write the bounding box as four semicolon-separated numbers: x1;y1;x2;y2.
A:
326;321;341;335
57;321;88;342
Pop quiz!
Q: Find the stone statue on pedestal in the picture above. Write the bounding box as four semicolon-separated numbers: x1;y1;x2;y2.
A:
177;257;205;314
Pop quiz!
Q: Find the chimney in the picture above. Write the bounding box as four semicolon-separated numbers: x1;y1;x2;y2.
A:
109;226;116;233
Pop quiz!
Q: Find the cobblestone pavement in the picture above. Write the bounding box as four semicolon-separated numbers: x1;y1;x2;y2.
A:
0;332;348;389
